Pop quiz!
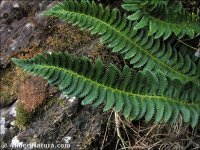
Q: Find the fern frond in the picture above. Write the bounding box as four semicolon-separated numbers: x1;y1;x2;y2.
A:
122;0;200;39
12;52;200;127
42;0;199;85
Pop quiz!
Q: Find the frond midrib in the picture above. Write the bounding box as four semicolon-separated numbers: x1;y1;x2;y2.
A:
147;13;193;28
31;63;199;108
58;9;198;83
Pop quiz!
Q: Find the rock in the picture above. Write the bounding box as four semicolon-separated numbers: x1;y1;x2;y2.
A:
195;49;200;57
15;97;106;149
0;0;54;67
0;117;6;135
4;121;11;129
0;101;19;148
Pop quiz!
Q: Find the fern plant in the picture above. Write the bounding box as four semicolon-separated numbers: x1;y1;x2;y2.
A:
122;0;200;40
12;52;200;127
42;0;200;85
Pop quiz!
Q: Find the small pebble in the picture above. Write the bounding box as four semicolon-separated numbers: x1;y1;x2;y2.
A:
195;49;200;57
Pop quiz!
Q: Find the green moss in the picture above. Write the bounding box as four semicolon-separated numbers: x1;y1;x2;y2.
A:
16;103;33;128
0;65;16;108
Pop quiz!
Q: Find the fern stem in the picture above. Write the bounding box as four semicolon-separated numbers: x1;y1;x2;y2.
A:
101;110;114;150
115;112;127;149
177;39;199;51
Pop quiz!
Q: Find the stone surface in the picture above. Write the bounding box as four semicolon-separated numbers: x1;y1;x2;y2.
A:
0;0;54;67
0;1;109;149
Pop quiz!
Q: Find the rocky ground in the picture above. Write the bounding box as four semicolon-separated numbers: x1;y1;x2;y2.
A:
0;0;200;150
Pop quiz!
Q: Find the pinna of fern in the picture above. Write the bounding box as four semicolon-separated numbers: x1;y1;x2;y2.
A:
42;0;200;86
122;0;200;40
12;52;200;128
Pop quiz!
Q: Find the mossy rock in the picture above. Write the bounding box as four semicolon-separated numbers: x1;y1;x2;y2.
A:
0;65;17;108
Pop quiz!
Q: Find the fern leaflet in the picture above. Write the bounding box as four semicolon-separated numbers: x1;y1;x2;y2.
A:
43;0;200;85
12;52;200;127
122;0;200;39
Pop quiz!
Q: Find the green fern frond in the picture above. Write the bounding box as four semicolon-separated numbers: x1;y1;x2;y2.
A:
42;0;199;85
122;0;200;39
12;52;200;127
